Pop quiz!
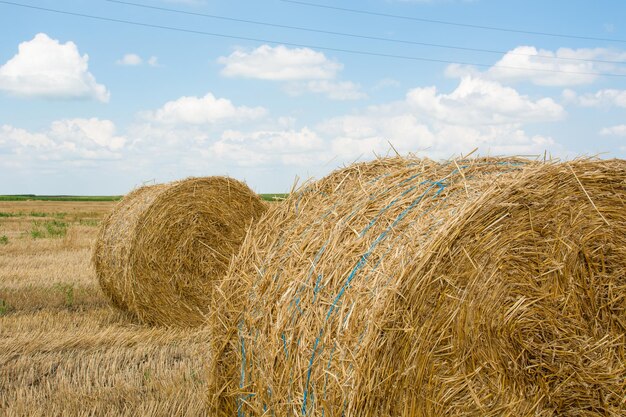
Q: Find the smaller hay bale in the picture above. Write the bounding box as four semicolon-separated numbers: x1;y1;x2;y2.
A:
93;176;267;326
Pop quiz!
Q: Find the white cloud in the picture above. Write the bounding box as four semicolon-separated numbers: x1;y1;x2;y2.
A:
406;76;565;125
141;92;267;125
316;77;563;160
116;53;159;67
212;128;326;166
0;118;125;162
284;80;367;100
563;88;626;108
447;46;626;87
130;77;564;169
0;125;54;150
49;118;126;151
218;45;366;101
117;53;143;66
432;125;555;156
0;33;109;102
600;125;626;136
218;45;342;80
319;114;555;161
320;114;435;158
0;79;566;192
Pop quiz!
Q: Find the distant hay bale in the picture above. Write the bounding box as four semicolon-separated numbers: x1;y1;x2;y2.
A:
93;176;267;327
208;157;626;416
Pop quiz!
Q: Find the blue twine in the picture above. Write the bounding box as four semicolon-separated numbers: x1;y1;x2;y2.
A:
301;180;447;415
312;273;324;302
243;161;524;415
289;161;525;415
238;166;425;415
360;185;416;237
302;328;324;415
282;333;289;358
238;321;247;417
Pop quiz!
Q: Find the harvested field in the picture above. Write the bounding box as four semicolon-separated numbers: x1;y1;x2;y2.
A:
209;157;626;416
0;201;212;417
3;158;625;417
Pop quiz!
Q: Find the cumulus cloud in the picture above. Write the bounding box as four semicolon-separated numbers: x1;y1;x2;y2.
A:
563;88;626;108
141;92;267;125
0;118;125;161
116;53;159;67
284;80;367;100
0;125;54;151
406;76;565;125
0;33;109;102
219;45;342;80
319;114;435;158
446;46;626;86
49;118;126;151
317;76;563;160
117;53;142;66
212;128;326;166
218;45;364;100
0;71;579;194
130;77;564;170
319;113;555;161
2;77;567;193
600;125;626;136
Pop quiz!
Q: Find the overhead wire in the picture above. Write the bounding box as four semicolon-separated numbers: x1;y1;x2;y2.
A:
104;0;626;66
1;0;626;79
280;0;626;44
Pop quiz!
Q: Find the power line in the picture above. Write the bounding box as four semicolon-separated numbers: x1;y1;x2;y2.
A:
105;0;626;66
281;0;626;44
1;0;626;79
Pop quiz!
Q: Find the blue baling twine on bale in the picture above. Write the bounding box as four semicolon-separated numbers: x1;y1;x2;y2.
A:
285;172;424;333
301;179;447;415
243;174;447;415
314;188;457;413
300;162;530;414
239;160;526;416
238;322;247;417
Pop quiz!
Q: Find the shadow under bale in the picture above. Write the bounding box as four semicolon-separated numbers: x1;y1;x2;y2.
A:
209;157;626;416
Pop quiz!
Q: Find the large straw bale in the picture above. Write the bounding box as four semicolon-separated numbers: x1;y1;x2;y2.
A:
93;176;267;326
209;157;626;416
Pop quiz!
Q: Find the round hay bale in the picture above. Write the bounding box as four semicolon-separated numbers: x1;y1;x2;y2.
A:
209;158;626;416
93;176;267;326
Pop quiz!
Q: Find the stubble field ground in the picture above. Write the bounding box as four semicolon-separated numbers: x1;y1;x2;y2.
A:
0;200;213;417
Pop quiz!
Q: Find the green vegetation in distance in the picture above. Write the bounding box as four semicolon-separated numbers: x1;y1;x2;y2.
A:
1;194;288;202
0;195;122;202
0;212;67;218
260;193;289;202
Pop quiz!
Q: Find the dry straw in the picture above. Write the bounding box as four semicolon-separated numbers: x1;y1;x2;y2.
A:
93;176;267;327
209;157;626;416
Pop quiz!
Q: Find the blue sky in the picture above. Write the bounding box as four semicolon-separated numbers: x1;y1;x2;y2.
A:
1;0;625;194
